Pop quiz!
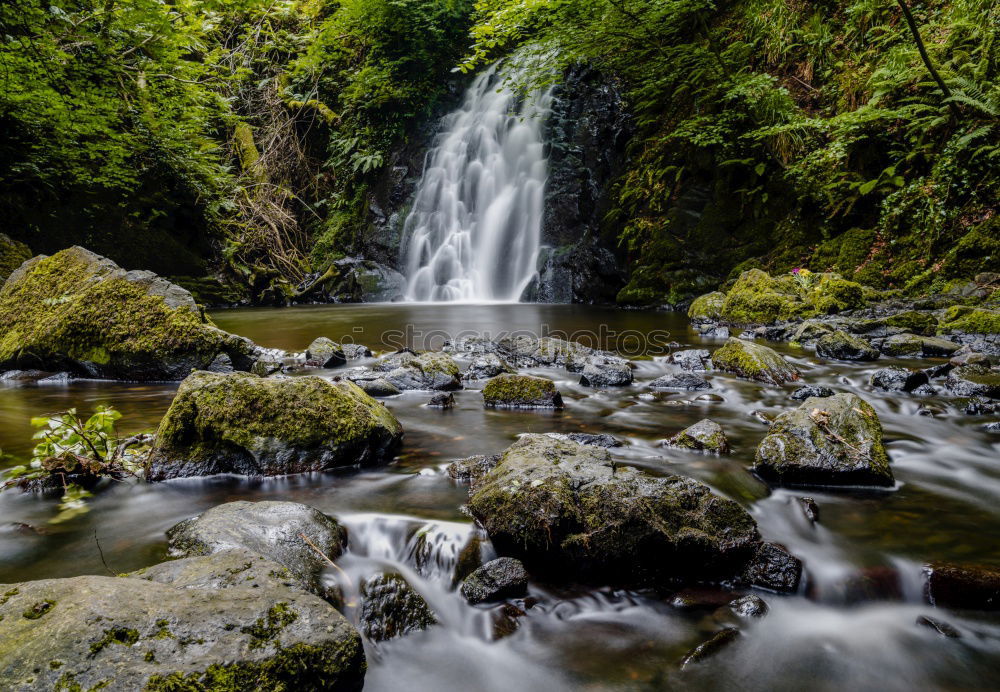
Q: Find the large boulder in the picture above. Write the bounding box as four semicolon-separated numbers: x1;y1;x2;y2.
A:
165;501;347;598
482;374;564;409
815;330;879;361
711;338;800;385
0;574;365;691
465;435;760;583
579;357;633;386
650;372;711;391
306;337;347;367
0;233;31;282
379;351;462;391
358;573;436;641
881;333;960;358
944;365;1000;398
463;353;515;381
147;372;403;480
870;366;928;393
754;393;893;487
0;247;258;380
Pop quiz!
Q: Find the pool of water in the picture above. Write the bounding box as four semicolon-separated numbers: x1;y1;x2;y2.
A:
2;304;999;690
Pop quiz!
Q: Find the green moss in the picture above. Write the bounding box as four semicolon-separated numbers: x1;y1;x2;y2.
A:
0;587;19;605
153;619;175;640
22;599;56;619
687;291;725;321
0;233;32;282
938;306;1000;334
885;311;938;335
89;626;140;656
719;269;812;325
710;337;799;384
241;602;298;650
49;660;64;669
615;284;666;306
482;374;561;408
941;220;1000;280
413;352;460;377
807;277;864;314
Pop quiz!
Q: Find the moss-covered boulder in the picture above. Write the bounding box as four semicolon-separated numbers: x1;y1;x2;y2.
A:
358;573;436;642
944;365;1000;398
688;291;725;323
0;233;31;282
0;574;365;691
465;434;760;583
306;337;347;367
815;330;879;361
482;374;564;409
881;333;961;358
0;247;258;380
938;306;1000;335
719;269;808;325
711;338;800;384
147;371;403;479
754;393;893;487
379;351;461;390
662;419;730;454
165;501;347;598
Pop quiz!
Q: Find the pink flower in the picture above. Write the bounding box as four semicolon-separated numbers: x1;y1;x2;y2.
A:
792;268;801;274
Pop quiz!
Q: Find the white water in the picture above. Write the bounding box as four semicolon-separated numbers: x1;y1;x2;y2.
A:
402;64;553;302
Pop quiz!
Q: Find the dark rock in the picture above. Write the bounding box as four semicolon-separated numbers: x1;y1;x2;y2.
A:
983;421;1000;432
662;419;730;454
482;374;564;409
359;573;436;641
490;603;527;640
754;393;893;487
147;372;403;479
353;376;401;397
579;358;633;386
729;594;769;618
679;628;740;669
916;615;961;638
545;432;622;447
522;244;624;304
741;542;802;593
327;257;407;303
816;330;880;361
924;563;1000;610
881;333;961;358
749;409;773;426
671;349;711;371
650;372;711;391
341;343;373;360
446;454;500;484
384;351;462;391
306;337;346;367
427;392;455;409
461;557;529;604
870;366;929;393
797;497;820;523
166;500;347;598
944;365;1000;398
463;353;515;381
452;535;486;587
711;338;800;385
670;587;737;611
465;434;760;583
791;385;835;400
960;396;999;415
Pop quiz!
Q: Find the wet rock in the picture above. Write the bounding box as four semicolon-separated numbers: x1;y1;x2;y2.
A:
729;594;769;618
687;291;725;323
446;454;500;484
650;372;711;391
490;602;527;640
671;349;711;371
749;409;773;426
131;548;304;593
797;497;820;523
306;337;347;367
354;377;401;397
427;392;455;409
694;393;725;402
463;353;515;381
545;432;622;447
452;535;487;587
0;574;364;691
0;246;259;381
870;366;929;393
669;587;737;611
679;628;740;669
790;320;834;344
740;542;802;593
791;385;834;400
482;374;564;409
984;421;1000;432
754;393;893;487
359;573;437;641
579;358;633;386
384;351;462;391
461;558;529;604
341;343;373;360
165;500;347;598
495;335;608;370
924;563;1000;610
944;365;1000;398
465;434;760;583
662;419;730;454
959;396;999;415
327;257;407;303
711;338;800;385
916;615;961;638
147;371;403;479
881;333;961;358
815;330;879;361
949;349;994;368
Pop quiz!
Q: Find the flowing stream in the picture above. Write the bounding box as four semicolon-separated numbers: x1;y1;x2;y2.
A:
402;64;552;302
2;304;1000;690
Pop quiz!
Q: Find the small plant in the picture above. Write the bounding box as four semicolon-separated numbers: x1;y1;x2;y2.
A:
1;406;150;523
791;267;817;291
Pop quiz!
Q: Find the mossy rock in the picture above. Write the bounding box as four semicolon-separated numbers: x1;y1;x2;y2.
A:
710;338;800;385
815;330;879;361
147;371;403;479
0;575;365;691
938;306;1000;335
0;247;254;380
754;393;893;488
719;269;811;326
881;333;961;358
884;311;938;336
806;276;865;314
940;219;1000;280
358;573;436;642
662;419;730;454
482;374;564;409
466;434;760;584
687;291;725;322
0;233;31;282
383;351;462;391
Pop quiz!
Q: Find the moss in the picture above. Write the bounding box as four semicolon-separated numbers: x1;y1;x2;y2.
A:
938;306;1000;334
241;602;298;650
482;374;562;408
0;233;32;282
941;220;1000;280
413;352;460;377
144;651;156;663
711;337;800;384
615;284;666;306
22;599;56;619
49;660;64;669
687;291;725;321
719;269;812;325
0;587;19;605
153;619;175;640
885;311;938;335
89;627;140;656
807;276;864;314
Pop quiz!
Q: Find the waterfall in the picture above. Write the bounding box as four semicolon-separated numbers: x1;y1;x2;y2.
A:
402;64;553;302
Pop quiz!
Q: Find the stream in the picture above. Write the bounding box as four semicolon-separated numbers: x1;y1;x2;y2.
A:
2;303;999;690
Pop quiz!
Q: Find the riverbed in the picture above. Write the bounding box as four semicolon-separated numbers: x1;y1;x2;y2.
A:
2;304;999;690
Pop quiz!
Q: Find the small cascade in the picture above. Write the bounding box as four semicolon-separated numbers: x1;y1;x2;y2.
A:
402;63;553;302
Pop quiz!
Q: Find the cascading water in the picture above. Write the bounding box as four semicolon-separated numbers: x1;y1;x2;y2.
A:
402;64;553;302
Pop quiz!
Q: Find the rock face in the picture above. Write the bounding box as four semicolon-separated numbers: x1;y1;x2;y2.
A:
359;573;436;641
328;257;407;303
870;366;929;393
711;338;800;385
0;574;365;691
465;435;760;583
740;542;803;593
662;419;730;454
147;372;403;480
815;330;879;361
671;349;711;371
165;501;347;598
482;374;564;409
0;246;260;380
754;393;893;487
460;558;529;604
